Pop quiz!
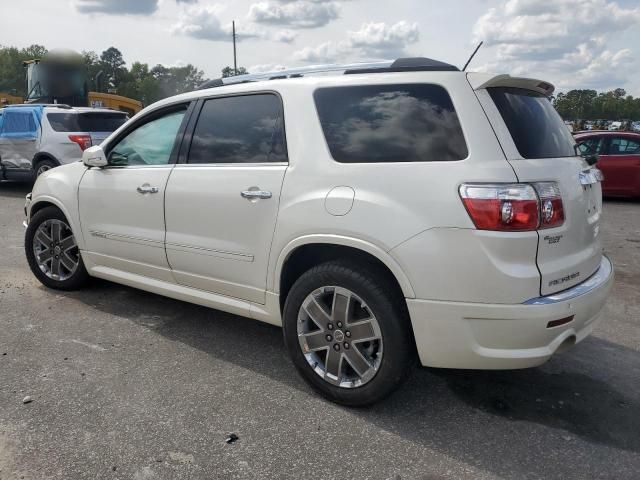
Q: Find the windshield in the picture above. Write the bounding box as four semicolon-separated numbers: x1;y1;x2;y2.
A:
47;112;128;132
489;87;576;159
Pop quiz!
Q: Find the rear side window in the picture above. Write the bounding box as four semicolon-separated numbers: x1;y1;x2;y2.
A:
47;112;127;132
188;93;287;164
608;137;640;155
489;87;576;159
314;84;468;163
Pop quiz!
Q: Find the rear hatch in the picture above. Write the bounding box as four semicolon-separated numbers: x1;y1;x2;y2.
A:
469;74;603;296
47;110;128;145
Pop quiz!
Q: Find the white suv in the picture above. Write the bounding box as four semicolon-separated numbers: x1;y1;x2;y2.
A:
23;58;613;405
0;104;127;180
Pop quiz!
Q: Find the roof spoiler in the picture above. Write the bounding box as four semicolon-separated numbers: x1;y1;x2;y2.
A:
466;73;555;97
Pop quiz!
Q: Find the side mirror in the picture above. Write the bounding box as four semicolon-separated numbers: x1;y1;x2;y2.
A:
83;145;108;168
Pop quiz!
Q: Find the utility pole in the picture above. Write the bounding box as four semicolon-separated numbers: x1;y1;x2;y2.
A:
232;20;237;76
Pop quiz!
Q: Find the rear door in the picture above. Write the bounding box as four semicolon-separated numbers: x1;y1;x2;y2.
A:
164;93;287;304
471;76;603;295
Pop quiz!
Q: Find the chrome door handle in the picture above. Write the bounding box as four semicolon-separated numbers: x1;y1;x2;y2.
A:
137;185;159;194
241;189;272;200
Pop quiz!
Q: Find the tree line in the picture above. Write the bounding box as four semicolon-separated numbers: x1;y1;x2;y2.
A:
553;88;640;121
1;44;249;106
5;43;638;118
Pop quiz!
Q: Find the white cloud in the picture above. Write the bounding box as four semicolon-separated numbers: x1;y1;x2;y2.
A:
248;1;340;28
171;4;231;41
472;0;640;90
293;20;419;63
271;29;297;43
75;0;159;15
349;21;419;57
248;63;288;73
170;4;292;43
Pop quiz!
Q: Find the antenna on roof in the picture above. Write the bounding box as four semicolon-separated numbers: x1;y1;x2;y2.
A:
462;41;483;72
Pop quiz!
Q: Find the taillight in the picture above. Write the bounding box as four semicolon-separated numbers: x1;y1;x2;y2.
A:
533;182;564;229
459;182;564;231
68;134;92;151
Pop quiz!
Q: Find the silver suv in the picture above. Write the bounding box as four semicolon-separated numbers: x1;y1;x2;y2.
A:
0;104;127;180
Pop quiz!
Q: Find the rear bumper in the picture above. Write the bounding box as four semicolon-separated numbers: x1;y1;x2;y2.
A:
407;255;614;369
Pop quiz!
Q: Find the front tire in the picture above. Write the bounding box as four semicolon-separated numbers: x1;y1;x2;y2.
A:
283;260;413;406
25;206;90;290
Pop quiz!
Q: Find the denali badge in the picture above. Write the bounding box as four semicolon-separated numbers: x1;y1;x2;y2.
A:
544;234;562;245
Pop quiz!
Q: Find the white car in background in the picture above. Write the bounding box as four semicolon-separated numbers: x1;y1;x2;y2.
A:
23;58;613;405
608;121;623;131
0;104;127;180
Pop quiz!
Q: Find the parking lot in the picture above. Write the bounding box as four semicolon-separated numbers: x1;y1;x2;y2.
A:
0;180;638;480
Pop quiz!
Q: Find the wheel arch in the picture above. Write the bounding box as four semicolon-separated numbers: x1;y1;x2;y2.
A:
275;235;416;311
32;152;60;171
29;196;86;249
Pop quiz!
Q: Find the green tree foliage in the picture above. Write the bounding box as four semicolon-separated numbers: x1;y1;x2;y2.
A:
222;66;248;78
554;88;640;121
0;44;208;105
0;44;48;96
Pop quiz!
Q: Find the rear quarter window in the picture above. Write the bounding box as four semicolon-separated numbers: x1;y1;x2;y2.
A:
314;84;468;163
489;87;576;159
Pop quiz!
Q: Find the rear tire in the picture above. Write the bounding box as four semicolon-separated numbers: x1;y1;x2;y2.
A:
25;206;90;290
34;158;57;178
283;260;413;406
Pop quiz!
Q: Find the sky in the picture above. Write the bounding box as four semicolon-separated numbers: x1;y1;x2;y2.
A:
2;0;640;95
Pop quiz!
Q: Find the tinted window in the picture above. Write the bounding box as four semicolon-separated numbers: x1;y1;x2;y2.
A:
48;112;127;132
2;110;36;134
489;87;576;159
107;107;186;166
188;94;287;164
608;137;640;155
314;84;467;163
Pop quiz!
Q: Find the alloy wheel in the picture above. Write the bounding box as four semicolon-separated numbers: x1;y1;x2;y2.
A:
297;286;383;388
32;219;79;281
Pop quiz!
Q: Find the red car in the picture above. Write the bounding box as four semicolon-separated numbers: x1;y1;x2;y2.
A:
574;131;640;197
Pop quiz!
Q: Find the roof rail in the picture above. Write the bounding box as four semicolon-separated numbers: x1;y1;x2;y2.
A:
4;103;72;109
198;57;459;90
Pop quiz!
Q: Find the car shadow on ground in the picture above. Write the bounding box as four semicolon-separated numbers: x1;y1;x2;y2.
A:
65;279;640;462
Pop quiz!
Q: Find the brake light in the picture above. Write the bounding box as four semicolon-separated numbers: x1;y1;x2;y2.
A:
459;182;564;231
68;134;92;151
534;182;564;229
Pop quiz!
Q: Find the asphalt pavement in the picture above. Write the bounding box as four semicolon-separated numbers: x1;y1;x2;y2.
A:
1;180;639;480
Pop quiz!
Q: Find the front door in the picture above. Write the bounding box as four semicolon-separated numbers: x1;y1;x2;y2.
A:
78;104;190;282
165;93;288;304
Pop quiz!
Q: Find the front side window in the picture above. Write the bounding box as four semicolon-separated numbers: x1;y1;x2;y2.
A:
314;84;468;163
577;137;604;155
608;137;640;155
489;87;576;159
107;107;186;166
188;93;287;164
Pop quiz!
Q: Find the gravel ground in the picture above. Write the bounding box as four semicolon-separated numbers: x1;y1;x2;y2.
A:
0;180;639;480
